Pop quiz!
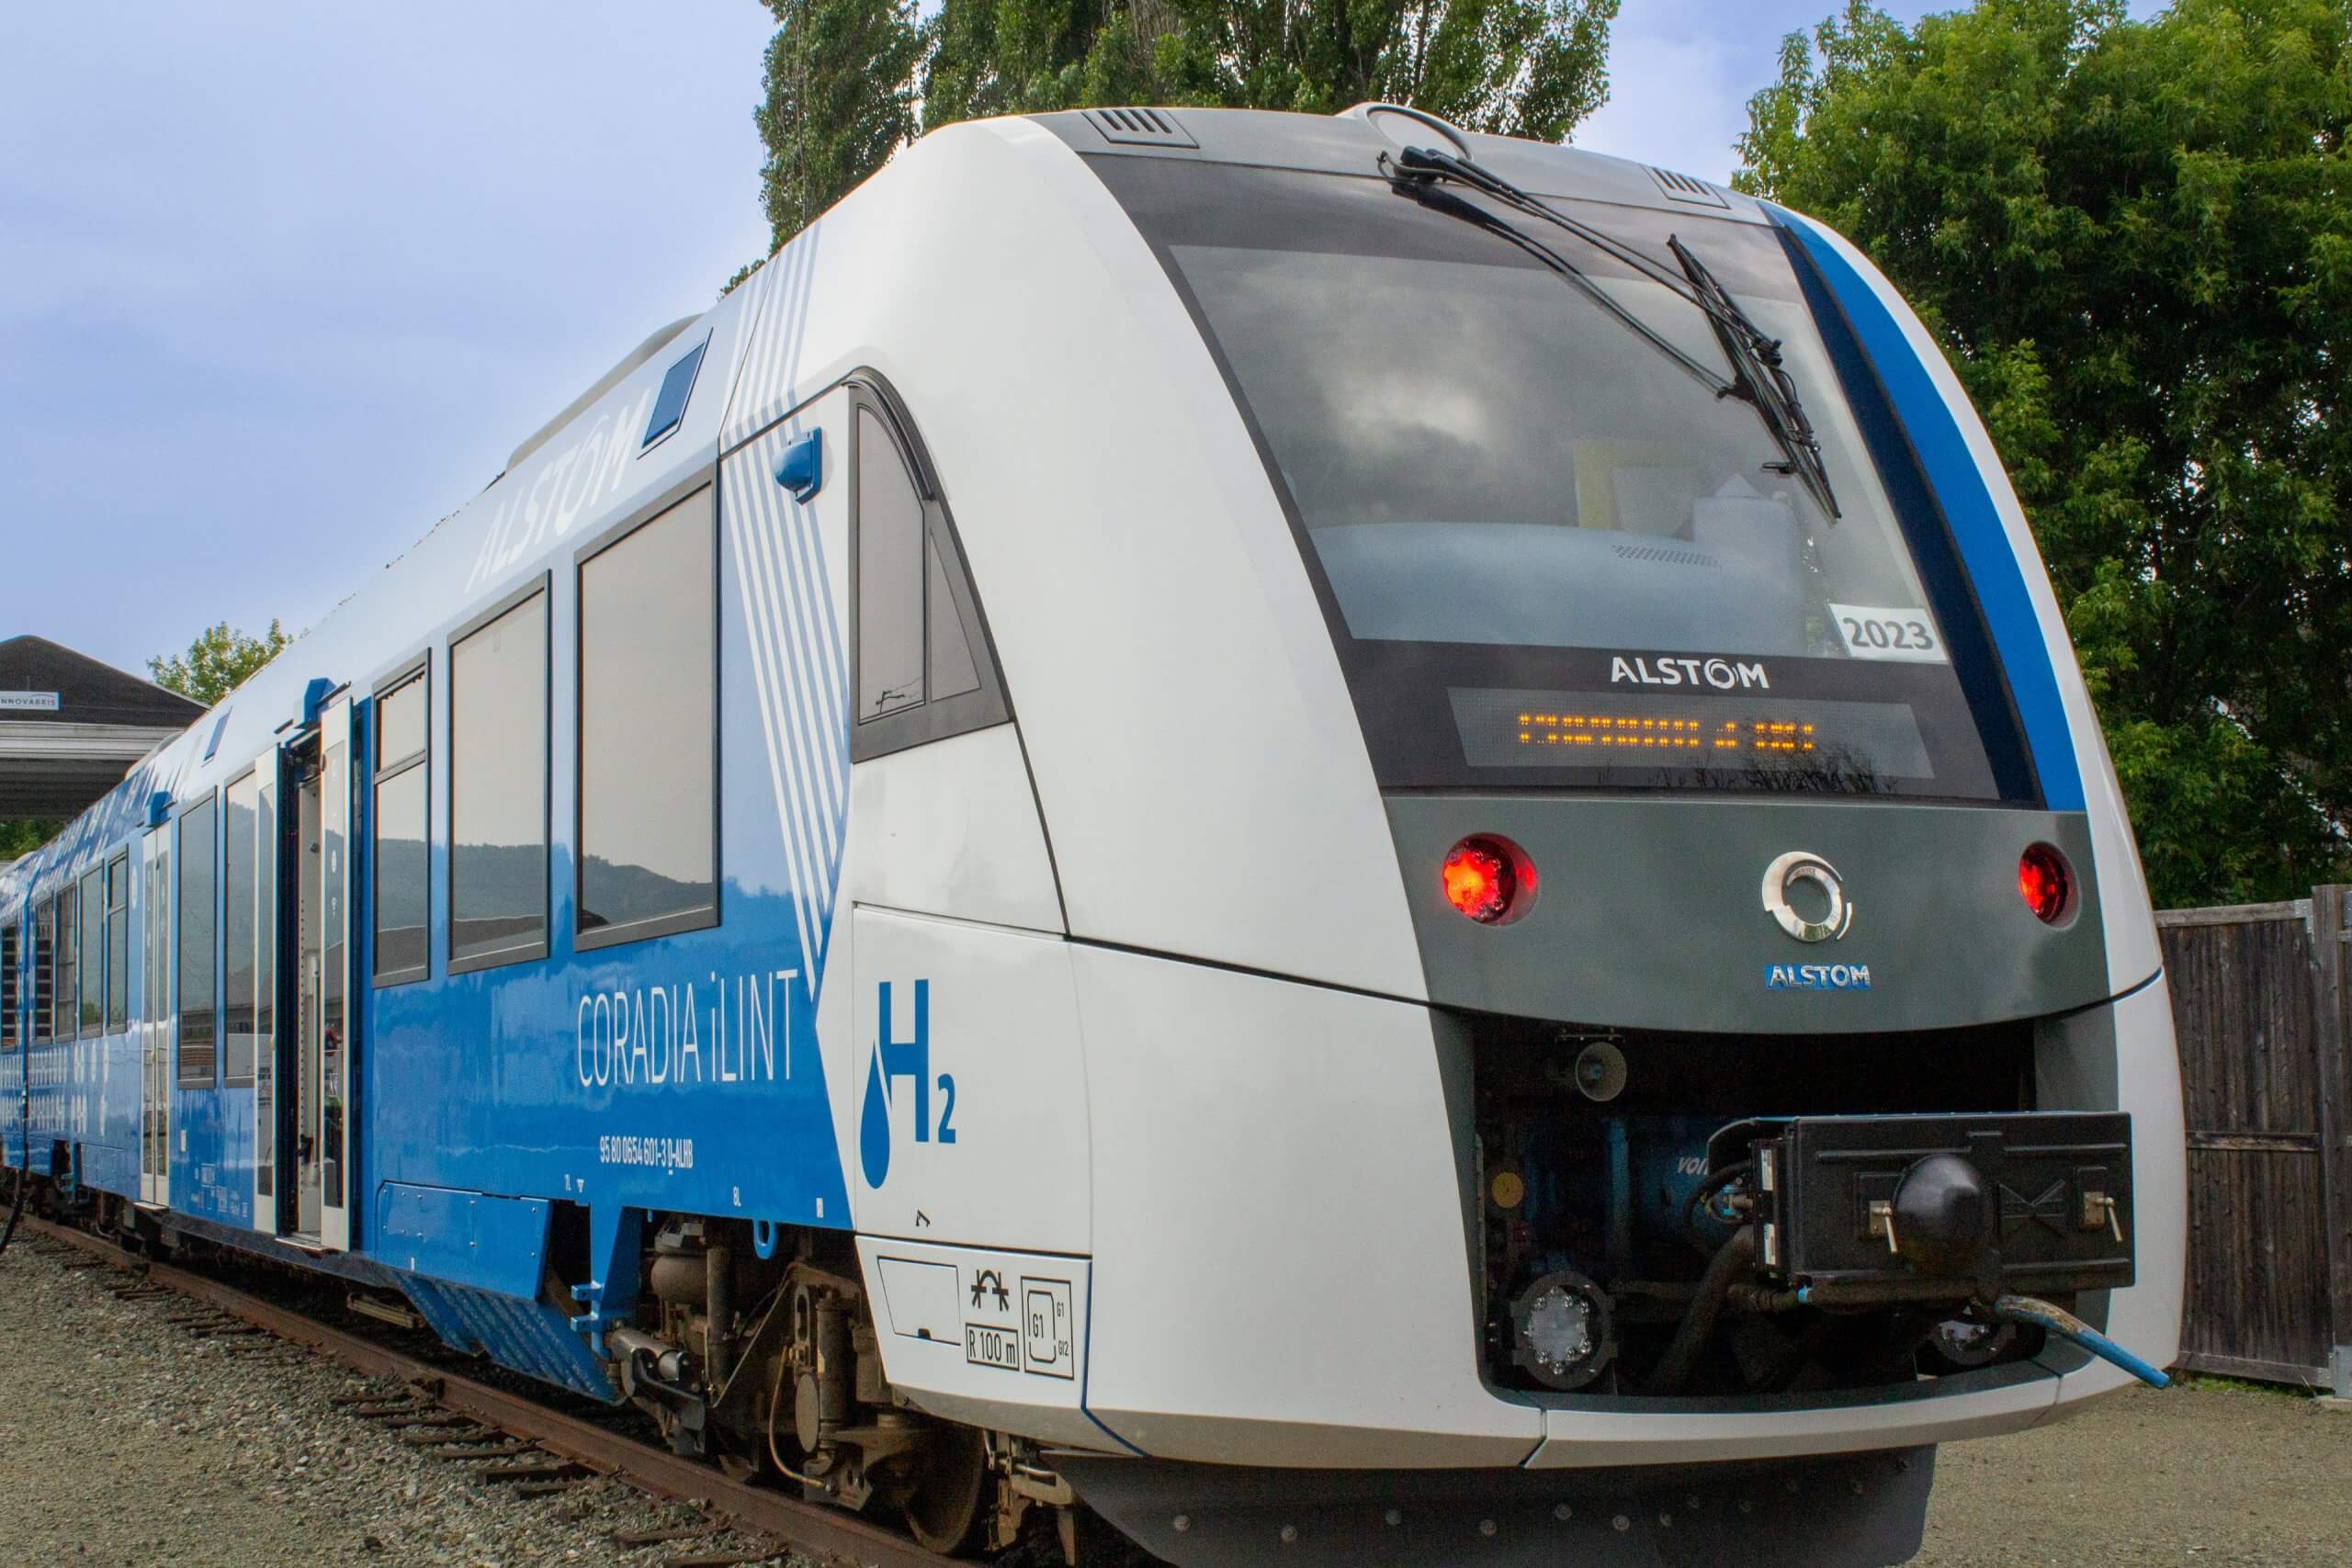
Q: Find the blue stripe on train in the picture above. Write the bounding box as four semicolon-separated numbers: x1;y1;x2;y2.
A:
1770;210;2086;812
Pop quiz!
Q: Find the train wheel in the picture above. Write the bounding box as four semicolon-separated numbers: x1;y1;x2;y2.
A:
903;1426;990;1555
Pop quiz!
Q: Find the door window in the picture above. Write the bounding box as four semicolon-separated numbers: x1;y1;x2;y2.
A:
105;855;129;1033
373;663;429;985
177;794;218;1085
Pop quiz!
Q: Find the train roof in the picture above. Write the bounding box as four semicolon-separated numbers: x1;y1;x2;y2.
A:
0;105;1775;920
1032;104;1773;227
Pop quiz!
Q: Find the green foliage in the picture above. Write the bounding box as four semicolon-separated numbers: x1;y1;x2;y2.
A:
922;0;1621;140
0;819;60;858
148;619;291;709
757;0;923;247
750;0;1618;251
1737;0;2352;907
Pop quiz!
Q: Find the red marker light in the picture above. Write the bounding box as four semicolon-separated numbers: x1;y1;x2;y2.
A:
1443;836;1534;924
2018;843;2074;925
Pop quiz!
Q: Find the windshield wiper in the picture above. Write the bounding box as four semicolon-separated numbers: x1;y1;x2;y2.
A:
1667;234;1839;519
1383;172;1732;400
1382;144;1840;521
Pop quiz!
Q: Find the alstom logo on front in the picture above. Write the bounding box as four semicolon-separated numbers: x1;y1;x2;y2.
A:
1611;655;1770;690
858;979;958;1189
1765;963;1874;990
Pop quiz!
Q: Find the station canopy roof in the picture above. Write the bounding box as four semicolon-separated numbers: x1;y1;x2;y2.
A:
0;635;203;821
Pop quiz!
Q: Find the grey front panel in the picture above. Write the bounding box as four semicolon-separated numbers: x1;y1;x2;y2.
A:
1389;795;2109;1034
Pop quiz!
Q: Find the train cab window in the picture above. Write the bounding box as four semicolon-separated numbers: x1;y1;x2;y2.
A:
224;774;259;1082
577;488;716;946
54;881;77;1043
849;392;1006;761
177;793;218;1085
31;897;52;1044
1;922;18;1046
105;854;129;1033
76;868;102;1036
450;585;548;971
374;663;430;985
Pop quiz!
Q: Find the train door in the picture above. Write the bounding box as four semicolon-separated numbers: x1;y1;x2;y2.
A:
298;694;354;1251
254;761;281;1234
139;823;171;1207
292;745;322;1238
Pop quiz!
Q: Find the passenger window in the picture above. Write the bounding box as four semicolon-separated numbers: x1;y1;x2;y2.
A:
449;588;548;970
224;775;258;1081
1;922;18;1046
54;881;77;1043
849;390;1008;761
77;869;102;1036
177;794;218;1084
578;489;716;945
374;664;430;985
105;854;129;1034
31;897;52;1044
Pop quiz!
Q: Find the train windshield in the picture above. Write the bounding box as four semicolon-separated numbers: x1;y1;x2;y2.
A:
1092;155;2037;803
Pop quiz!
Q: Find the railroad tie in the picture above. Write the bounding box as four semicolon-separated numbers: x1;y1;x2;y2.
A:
431;1439;537;1461
401;1423;499;1448
511;1480;588;1499
663;1546;784;1568
384;1411;474;1431
475;1458;590;1483
614;1525;718;1547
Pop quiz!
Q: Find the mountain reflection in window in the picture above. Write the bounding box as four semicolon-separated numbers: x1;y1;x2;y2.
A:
451;592;548;966
578;489;716;941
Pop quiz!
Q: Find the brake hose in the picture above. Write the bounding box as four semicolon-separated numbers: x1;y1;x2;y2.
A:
1993;1293;2169;1388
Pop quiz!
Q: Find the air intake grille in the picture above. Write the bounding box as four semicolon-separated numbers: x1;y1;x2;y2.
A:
1086;107;1198;149
1611;543;1719;568
1646;165;1731;208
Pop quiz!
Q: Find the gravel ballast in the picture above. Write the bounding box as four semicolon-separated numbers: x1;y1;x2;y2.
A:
3;1234;2345;1565
0;1232;803;1567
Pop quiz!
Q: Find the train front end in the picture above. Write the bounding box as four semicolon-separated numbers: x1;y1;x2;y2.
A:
994;106;2184;1566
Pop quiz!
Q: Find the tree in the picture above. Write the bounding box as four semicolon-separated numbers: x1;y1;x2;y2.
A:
750;0;1619;252
756;0;922;248
0;819;59;860
149;620;291;708
922;0;1620;140
1737;0;2351;908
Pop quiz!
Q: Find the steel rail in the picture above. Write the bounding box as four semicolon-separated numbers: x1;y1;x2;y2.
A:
21;1214;956;1568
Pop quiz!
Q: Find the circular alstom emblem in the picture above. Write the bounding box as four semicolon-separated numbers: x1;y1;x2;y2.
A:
1762;851;1853;942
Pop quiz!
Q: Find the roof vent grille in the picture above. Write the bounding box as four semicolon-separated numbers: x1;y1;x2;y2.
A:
1645;165;1731;208
1611;543;1719;569
1086;107;1198;149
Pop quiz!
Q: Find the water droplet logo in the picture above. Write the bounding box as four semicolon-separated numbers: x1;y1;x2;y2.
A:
859;1046;891;1189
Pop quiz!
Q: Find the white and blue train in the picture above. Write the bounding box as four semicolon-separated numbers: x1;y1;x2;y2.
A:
2;105;2184;1565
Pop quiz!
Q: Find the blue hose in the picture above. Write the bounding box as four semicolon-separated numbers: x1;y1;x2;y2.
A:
1994;1293;2169;1388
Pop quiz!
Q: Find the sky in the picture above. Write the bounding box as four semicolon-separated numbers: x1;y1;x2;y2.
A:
1;3;2163;678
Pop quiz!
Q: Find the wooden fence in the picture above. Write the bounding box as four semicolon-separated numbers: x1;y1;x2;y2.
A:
2161;886;2352;1392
